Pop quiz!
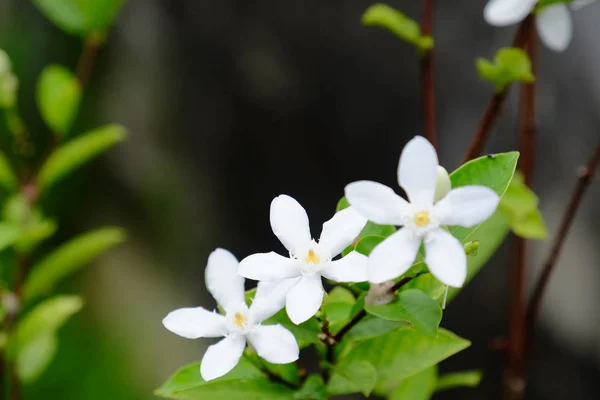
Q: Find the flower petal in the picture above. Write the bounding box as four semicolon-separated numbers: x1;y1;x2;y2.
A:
200;335;246;381
162;307;226;339
345;181;410;225
571;0;596;11
270;195;312;255
205;248;245;309
238;252;301;281
433;186;500;227
247;325;299;364
397;136;439;206
368;228;421;284
321;251;368;282
250;278;301;322
537;4;572;52
483;0;537;26
319;207;367;256
285;274;324;324
424;228;467;288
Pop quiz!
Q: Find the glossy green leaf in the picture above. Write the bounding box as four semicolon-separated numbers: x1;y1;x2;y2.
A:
0;150;17;191
32;0;125;35
16;334;58;383
390;366;437;400
294;375;327;400
336;328;470;395
365;289;442;336
155;359;295;400
400;273;446;301
327;361;377;397
24;227;126;300
323;287;356;334
37;124;127;191
362;3;433;51
354;235;385;256
476;48;535;91
36;65;81;137
436;370;483;392
344;315;409;342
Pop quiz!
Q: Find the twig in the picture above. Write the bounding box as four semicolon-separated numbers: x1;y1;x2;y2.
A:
525;140;600;349
462;15;534;163
505;17;537;400
75;36;101;88
420;0;436;149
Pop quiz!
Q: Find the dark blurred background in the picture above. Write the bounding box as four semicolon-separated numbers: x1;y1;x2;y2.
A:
1;0;599;399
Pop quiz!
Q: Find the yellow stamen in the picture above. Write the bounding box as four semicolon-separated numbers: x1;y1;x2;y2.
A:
233;312;247;328
304;249;320;264
414;211;430;227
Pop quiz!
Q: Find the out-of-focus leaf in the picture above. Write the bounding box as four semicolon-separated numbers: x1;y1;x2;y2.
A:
327;361;377;397
362;3;433;51
37;124;127;192
476;48;535;91
24;227;126;300
365;289;442;337
294;375;327;400
15;219;58;253
0;150;17;191
324;287;356;334
36;65;81;137
0;222;22;252
16;334;58;383
32;0;126;35
435;370;483;392
390;366;437;400
155;359;295;400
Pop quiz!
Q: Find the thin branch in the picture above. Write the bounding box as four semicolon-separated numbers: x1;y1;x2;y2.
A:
420;0;437;149
462;14;534;163
505;17;537;400
525;140;600;349
75;36;101;88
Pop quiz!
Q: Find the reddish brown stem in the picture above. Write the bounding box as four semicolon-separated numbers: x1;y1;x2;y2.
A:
505;18;537;400
462;15;534;163
525;140;600;349
420;0;436;149
76;37;101;88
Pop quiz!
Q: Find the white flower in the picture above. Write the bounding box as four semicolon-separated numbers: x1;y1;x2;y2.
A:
483;0;597;52
344;136;500;287
162;248;299;381
238;195;368;325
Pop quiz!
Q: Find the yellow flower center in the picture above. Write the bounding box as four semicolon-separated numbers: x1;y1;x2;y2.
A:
233;312;247;328
304;249;320;264
414;211;430;227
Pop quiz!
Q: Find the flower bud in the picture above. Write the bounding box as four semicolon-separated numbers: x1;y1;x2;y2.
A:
464;240;479;256
434;166;451;203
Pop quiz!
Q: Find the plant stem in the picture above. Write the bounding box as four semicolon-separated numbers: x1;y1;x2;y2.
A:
505;17;537;400
420;0;436;149
461;15;534;163
76;35;101;88
525;140;600;349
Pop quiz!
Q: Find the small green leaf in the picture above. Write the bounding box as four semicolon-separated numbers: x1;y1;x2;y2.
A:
15;219;58;253
435;370;483;392
336;196;350;212
324;287;356;334
24;227;126;300
294;375;327;400
0;222;22;252
155;359;295;400
36;65;81;137
362;3;433;52
37;124;127;192
16;334;58;383
365;289;442;336
390;366;437;400
476;48;535;91
0;150;17;191
32;0;125;35
80;0;126;33
327;361;377;397
400;273;446;301
345;315;409;342
355;235;385;256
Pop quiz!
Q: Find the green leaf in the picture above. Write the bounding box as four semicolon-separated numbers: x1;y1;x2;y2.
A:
323;287;356;334
0;150;17;191
335;328;470;395
448;152;519;243
476;48;535;91
14;219;58;253
390;366;437;400
400;273;446;301
498;171;548;239
365;289;442;336
327;361;377;397
0;222;22;252
335;197;350;212
36;65;81;137
24;227;126;300
362;3;433;52
435;370;483;392
354;235;385;256
32;0;125;35
37;124;127;192
155;359;295;400
294;375;327;400
13;296;83;382
537;0;575;11
344;315;409;342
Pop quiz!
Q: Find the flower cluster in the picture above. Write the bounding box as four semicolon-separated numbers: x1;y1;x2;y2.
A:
162;136;500;381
